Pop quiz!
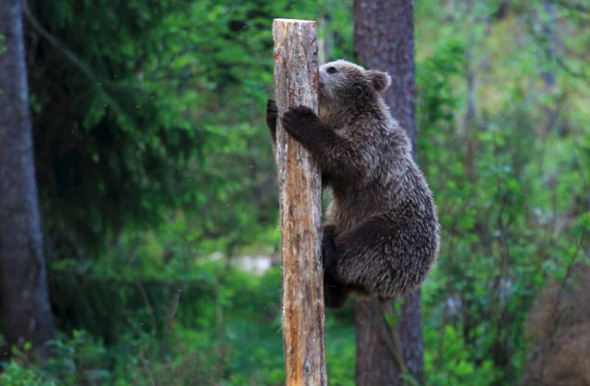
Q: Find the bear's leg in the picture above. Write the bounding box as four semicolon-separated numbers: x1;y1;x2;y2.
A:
321;224;349;308
324;272;350;308
331;214;418;298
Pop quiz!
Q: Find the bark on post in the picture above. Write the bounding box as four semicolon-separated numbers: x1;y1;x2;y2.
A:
272;19;327;386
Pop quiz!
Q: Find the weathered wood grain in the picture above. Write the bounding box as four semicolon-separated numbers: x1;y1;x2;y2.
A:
272;18;326;386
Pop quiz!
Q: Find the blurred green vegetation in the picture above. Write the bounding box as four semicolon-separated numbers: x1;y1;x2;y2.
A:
1;0;589;385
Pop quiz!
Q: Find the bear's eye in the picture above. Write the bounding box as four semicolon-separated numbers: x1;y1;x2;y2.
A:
326;66;337;74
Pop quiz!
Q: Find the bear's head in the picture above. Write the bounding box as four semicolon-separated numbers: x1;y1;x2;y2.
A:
318;59;391;106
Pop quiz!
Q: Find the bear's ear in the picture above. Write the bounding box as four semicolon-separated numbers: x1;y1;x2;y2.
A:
366;70;391;92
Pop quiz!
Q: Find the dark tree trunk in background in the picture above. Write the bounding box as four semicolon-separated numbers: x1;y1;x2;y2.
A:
539;1;559;138
353;0;423;384
356;299;407;385
0;0;54;358
464;0;477;184
354;0;417;157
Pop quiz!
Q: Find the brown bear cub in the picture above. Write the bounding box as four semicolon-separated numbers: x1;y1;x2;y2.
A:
266;59;440;308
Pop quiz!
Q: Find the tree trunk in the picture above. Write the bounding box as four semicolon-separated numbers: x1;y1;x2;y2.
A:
464;1;477;184
539;1;559;138
353;1;423;384
355;299;407;385
0;0;54;359
272;19;327;386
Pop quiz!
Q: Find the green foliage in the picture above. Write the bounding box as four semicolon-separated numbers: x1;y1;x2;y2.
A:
425;325;497;386
0;361;56;386
5;0;588;384
416;1;590;384
28;0;353;256
3;264;359;385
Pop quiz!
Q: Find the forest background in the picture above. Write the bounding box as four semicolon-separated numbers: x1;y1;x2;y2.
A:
0;0;589;385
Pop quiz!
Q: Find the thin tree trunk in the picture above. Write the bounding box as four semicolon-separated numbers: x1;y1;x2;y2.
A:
539;1;559;138
0;0;54;359
353;1;423;384
272;19;327;386
464;4;477;184
540;1;556;90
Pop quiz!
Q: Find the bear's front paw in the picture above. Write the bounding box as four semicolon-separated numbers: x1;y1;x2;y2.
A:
266;99;277;125
281;106;320;139
324;274;349;309
266;99;278;140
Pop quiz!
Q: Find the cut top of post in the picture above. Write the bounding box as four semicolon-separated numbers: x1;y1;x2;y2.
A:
273;18;316;24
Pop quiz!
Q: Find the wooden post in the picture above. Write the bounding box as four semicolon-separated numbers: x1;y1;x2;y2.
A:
272;19;327;386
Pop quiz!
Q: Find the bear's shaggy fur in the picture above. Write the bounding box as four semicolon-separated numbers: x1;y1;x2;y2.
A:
267;59;439;308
